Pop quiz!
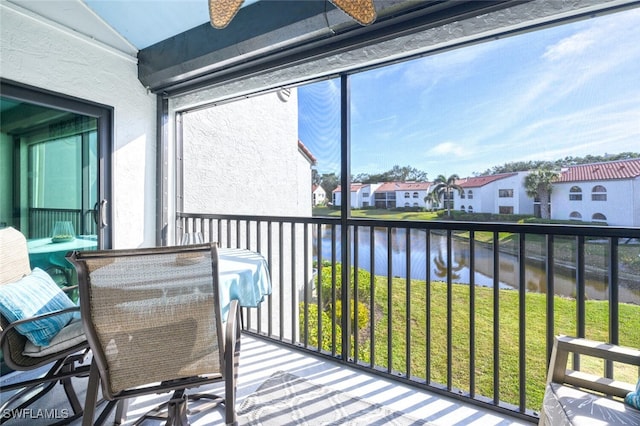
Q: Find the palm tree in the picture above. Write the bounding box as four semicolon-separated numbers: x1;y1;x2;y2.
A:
424;189;440;211
431;174;464;217
524;168;559;219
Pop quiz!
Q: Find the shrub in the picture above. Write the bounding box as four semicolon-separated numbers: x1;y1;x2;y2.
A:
318;264;372;309
300;303;340;352
334;299;369;331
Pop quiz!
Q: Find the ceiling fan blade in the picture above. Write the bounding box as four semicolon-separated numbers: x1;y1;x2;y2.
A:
330;0;377;26
209;0;245;29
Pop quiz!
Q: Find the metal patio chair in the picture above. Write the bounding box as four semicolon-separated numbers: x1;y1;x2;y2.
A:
0;226;90;425
67;243;239;426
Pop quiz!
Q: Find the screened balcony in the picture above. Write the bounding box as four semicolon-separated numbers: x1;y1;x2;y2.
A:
2;0;639;424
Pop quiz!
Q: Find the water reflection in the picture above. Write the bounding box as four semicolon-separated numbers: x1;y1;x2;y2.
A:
314;226;640;305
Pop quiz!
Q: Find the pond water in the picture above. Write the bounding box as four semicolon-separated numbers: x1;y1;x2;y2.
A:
315;227;640;305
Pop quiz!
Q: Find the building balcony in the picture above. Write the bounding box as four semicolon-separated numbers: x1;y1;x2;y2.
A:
2;212;638;424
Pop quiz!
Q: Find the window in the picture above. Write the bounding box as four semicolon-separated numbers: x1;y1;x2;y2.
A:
413;192;419;198
460;205;465;211
362;192;369;198
468;206;473;213
499;189;513;198
592;185;607;201
569;186;582;201
467;190;473;200
592;213;607;222
404;202;410;207
413;202;419;207
499;206;514;214
569;211;582;220
460;191;465;199
404;192;410;198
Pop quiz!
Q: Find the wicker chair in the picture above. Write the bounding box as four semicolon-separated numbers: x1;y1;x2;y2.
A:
67;243;239;426
0;226;90;425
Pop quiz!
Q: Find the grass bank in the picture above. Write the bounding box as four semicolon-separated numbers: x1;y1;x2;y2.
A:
303;267;640;412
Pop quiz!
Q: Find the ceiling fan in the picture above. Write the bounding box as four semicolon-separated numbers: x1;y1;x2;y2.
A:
208;0;377;29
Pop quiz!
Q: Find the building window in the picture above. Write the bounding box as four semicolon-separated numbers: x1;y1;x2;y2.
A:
413;202;419;207
460;205;465;211
362;192;369;198
591;185;607;201
413;192;419;198
499;189;514;198
404;192;410;198
460;191;465;199
592;213;607;222
467;190;473;199
499;206;514;214
569;186;582;201
468;206;473;213
404;202;410;207
569;211;582;220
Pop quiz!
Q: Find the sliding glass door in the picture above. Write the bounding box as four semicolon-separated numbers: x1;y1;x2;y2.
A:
0;80;112;284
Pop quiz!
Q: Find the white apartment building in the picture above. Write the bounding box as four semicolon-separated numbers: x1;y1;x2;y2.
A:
551;159;640;227
455;172;534;215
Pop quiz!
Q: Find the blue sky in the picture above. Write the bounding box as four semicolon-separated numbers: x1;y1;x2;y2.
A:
298;8;640;179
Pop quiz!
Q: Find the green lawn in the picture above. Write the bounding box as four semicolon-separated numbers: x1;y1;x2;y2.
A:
303;268;640;412
313;207;440;221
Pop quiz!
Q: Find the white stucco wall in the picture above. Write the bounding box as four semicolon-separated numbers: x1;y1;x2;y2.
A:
181;90;309;217
1;4;157;248
551;179;639;226
180;89;312;341
492;173;533;215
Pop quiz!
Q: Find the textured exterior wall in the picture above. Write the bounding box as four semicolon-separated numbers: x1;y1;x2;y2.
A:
1;4;157;248
552;179;639;226
181;89;310;217
181;89;313;341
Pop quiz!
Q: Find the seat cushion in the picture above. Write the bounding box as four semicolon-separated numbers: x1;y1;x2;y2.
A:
0;268;76;347
625;378;640;410
22;318;85;357
543;382;640;426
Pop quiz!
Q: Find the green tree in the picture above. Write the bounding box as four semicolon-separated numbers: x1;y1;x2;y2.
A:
524;168;559;219
430;174;463;217
424;189;441;211
320;173;340;200
354;165;428;183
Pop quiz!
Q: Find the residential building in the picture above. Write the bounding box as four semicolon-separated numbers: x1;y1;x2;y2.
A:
333;183;382;208
551;158;640;227
455;172;534;215
312;184;326;206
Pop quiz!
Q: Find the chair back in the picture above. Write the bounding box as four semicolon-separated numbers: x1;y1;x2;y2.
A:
0;227;32;369
67;243;224;399
0;227;31;285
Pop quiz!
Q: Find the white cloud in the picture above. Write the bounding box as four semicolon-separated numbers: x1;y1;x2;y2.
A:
427;141;468;157
543;31;594;61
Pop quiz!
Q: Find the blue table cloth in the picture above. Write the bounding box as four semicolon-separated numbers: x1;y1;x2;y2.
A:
218;248;272;317
27;236;98;270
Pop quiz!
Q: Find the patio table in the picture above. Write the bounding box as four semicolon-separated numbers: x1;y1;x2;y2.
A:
28;236;98;266
75;247;271;322
27;236;98;288
217;247;272;317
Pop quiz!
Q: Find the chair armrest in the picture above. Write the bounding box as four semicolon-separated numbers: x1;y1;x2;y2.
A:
548;335;640;398
62;284;79;294
0;306;81;346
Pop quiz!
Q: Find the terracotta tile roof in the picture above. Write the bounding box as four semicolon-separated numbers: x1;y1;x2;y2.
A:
456;173;518;188
557;159;640;182
333;183;365;193
297;140;317;165
374;182;429;192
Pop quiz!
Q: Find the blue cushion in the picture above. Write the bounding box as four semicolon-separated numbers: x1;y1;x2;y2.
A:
0;268;76;347
626;378;640;411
